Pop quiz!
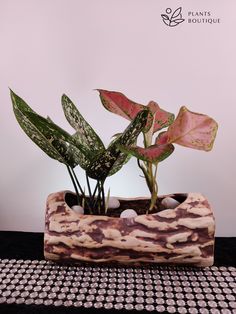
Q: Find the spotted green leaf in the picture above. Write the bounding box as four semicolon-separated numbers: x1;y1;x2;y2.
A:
61;94;105;158
66;134;91;170
47;116;84;169
107;134;132;176
11;90;90;166
86;109;149;180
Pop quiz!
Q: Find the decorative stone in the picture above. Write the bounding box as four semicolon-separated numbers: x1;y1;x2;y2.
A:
107;197;120;209
161;197;180;209
120;209;138;218
71;205;84;215
44;191;215;266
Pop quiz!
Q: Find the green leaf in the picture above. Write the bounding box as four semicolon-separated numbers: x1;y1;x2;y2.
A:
108;153;131;176
47;116;83;168
11;90;73;165
61;94;105;157
11;90;92;167
86;109;149;180
119;143;175;163
26;111;93;157
66;135;91;170
106;133;132;176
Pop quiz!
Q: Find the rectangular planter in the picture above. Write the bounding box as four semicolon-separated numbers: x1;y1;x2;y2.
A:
44;191;215;267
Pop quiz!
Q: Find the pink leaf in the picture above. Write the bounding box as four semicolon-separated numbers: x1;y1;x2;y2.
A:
155;131;168;145
98;89;143;120
97;90;153;132
166;106;218;151
119;143;174;163
147;101;175;133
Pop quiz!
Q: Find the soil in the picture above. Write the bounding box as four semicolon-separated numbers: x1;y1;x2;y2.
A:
65;192;187;217
106;199;165;217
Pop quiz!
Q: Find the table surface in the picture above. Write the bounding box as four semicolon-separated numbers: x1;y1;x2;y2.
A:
0;231;235;314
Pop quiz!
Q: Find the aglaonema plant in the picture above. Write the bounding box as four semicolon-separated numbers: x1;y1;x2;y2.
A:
98;90;218;212
11;90;148;215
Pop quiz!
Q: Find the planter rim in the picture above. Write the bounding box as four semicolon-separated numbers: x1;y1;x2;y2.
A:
57;190;207;219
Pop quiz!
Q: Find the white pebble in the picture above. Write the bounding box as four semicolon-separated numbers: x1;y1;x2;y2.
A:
161;197;180;209
107;197;120;209
72;205;84;214
120;209;138;218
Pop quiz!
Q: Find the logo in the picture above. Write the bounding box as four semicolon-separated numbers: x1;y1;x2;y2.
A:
161;7;185;27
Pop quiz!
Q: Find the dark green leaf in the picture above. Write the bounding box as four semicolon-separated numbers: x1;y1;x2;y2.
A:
61;94;105;157
86;109;149;180
11;90;72;164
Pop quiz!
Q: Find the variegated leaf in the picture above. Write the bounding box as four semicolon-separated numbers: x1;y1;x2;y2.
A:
98;89;153;132
86;109;149;180
108;153;131;176
11;90;72;164
47;116;85;169
66;145;88;169
47;116;91;169
46;116;76;167
166;106;218;151
147;101;175;132
25;111;93;158
155;131;168;145
61;94;105;157
104;133;132;176
119;143;175;163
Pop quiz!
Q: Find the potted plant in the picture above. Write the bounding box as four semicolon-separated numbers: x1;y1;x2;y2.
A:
11;89;218;267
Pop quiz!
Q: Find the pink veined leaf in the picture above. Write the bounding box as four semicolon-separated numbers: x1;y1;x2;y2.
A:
147;101;175;133
119;143;175;163
155;131;168;145
97;89;153;132
166;106;218;151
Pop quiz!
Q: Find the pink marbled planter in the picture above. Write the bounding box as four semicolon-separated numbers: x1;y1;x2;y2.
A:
44;191;215;267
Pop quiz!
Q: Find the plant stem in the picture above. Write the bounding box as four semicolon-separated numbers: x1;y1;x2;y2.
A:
93;180;106;214
86;173;94;209
70;168;85;196
86;173;92;198
101;180;106;214
66;166;80;205
137;159;152;193
148;163;159;212
70;167;92;214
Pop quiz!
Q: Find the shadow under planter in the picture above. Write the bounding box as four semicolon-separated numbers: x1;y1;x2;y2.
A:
44;191;215;267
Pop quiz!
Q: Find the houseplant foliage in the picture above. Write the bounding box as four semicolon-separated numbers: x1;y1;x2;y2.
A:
10;90;148;215
98;90;218;211
11;89;218;266
11;89;218;215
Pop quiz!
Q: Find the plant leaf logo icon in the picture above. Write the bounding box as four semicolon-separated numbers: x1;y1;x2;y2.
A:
161;7;185;27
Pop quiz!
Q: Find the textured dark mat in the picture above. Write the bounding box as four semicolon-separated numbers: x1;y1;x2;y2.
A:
0;258;236;314
0;232;236;314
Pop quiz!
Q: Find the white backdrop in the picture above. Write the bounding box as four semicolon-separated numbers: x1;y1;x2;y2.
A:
0;0;235;235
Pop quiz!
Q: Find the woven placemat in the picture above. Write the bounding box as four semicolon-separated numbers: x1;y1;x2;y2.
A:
0;258;235;313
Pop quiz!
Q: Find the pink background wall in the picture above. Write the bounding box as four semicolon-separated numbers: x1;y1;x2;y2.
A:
0;0;235;235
